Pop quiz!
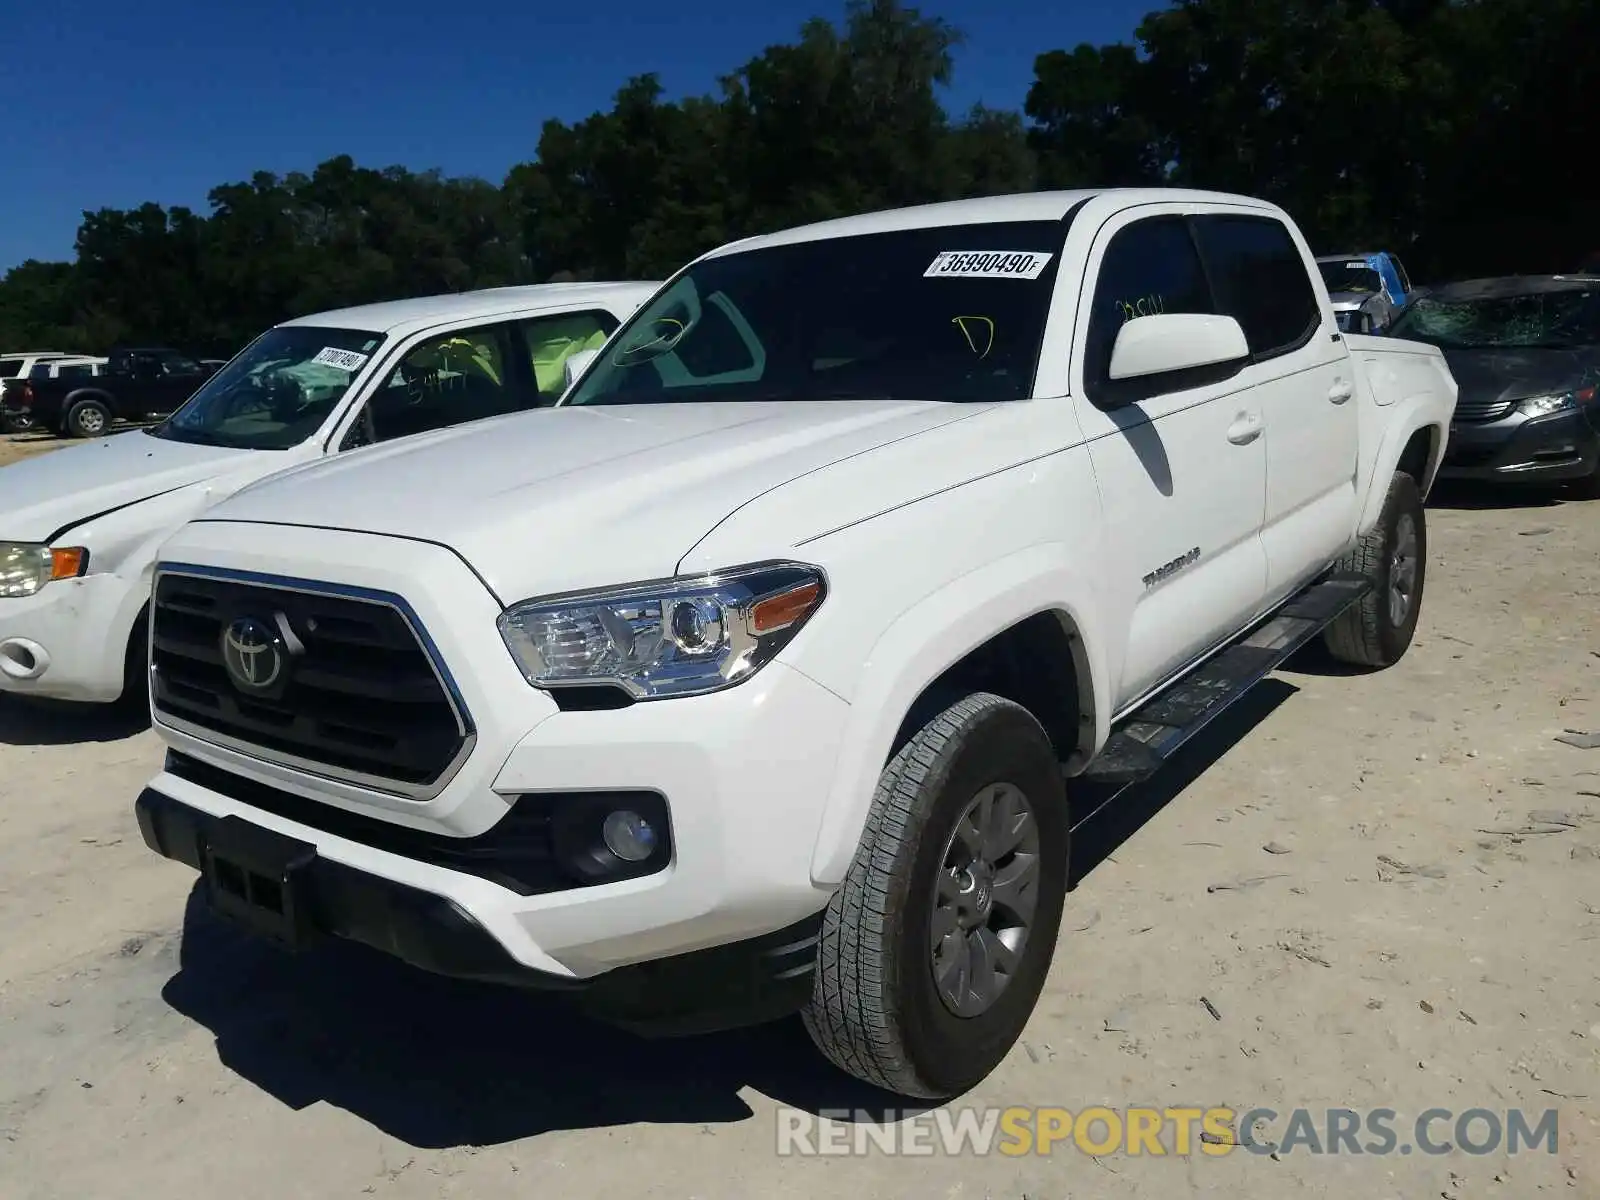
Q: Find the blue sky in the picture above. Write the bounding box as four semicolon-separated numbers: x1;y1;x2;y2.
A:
1;0;1153;271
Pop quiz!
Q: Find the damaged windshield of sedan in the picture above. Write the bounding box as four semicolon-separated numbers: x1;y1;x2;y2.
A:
1388;284;1600;350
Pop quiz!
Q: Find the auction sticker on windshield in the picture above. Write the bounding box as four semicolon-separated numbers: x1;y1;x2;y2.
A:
311;346;371;371
925;251;1054;280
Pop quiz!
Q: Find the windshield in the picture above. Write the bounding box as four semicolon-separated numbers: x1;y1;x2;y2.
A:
1319;260;1383;295
1387;287;1600;350
148;326;384;450
563;221;1065;407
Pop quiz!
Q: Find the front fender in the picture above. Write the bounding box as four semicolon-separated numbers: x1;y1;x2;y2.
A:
54;472;280;662
806;543;1107;886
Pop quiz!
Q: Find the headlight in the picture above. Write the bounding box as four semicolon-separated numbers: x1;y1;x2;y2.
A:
497;561;827;700
0;543;88;599
1517;386;1595;418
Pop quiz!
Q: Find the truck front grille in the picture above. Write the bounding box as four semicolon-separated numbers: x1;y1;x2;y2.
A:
150;568;471;796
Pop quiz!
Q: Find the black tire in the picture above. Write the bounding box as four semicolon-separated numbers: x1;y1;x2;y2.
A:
802;692;1069;1099
1324;470;1426;668
116;611;151;716
64;397;113;438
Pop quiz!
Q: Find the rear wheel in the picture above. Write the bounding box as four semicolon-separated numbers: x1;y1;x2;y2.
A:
64;398;112;439
1324;470;1426;668
802;692;1069;1099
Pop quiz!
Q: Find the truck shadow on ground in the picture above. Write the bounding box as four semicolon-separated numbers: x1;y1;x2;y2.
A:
0;695;149;746
1067;677;1297;887
160;884;917;1147
158;679;1300;1150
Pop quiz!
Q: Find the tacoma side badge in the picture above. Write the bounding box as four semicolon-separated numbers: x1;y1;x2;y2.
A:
1143;547;1201;589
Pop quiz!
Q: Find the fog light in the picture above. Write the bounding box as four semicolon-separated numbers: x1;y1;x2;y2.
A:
602;809;658;862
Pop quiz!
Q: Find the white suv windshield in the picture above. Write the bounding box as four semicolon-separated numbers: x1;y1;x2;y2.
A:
563;221;1066;407
149;326;385;450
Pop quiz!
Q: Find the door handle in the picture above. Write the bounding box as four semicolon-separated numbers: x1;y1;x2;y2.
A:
1328;380;1355;404
1226;413;1262;445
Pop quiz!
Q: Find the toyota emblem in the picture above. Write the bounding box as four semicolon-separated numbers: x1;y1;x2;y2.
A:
221;616;283;691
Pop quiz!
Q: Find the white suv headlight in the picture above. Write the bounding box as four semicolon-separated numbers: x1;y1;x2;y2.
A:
497;561;827;700
0;542;88;598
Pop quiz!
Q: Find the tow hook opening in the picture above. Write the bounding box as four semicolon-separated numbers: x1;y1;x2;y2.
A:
0;638;50;681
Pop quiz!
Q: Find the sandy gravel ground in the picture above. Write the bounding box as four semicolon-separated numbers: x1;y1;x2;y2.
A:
0;431;74;468
0;434;1596;1197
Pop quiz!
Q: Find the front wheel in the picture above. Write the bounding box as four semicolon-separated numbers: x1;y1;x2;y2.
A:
803;692;1069;1099
1324;470;1427;668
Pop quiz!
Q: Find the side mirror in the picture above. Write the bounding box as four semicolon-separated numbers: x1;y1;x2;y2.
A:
562;348;600;394
1107;313;1250;381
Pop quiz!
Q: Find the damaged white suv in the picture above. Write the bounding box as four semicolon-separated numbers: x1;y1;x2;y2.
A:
135;188;1456;1099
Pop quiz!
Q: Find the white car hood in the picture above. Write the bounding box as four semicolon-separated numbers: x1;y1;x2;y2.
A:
200;401;987;601
0;429;254;542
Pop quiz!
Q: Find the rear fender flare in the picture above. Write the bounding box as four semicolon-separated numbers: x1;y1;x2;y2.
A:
1358;403;1445;536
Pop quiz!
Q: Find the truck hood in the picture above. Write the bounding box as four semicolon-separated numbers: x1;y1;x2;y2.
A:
199;400;988;602
1442;345;1600;409
0;429;255;541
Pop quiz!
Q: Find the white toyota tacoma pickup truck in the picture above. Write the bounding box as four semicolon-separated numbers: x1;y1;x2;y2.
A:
133;188;1456;1100
0;282;656;706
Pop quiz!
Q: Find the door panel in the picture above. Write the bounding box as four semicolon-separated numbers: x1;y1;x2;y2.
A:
1190;214;1360;603
1083;392;1269;708
1068;207;1269;711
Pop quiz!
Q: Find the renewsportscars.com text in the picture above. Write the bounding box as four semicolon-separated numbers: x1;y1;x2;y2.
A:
775;1105;1560;1158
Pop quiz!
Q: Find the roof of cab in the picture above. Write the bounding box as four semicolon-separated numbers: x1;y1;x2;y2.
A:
700;188;1278;258
278;281;662;336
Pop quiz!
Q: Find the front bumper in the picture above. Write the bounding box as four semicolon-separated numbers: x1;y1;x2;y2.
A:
145;522;852;981
0;573;143;702
136;782;824;1035
1437;405;1600;484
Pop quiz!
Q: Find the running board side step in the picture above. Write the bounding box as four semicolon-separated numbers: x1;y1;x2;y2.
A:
1079;574;1370;787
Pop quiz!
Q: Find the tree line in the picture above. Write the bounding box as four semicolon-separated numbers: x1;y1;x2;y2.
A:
1;0;1591;357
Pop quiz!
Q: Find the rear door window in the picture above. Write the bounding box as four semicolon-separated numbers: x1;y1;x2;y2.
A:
1192;215;1322;360
519;309;620;400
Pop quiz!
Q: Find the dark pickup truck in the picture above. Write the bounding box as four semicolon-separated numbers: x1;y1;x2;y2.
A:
4;347;219;438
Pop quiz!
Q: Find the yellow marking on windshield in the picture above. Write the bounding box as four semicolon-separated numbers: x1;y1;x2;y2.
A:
952;315;995;358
